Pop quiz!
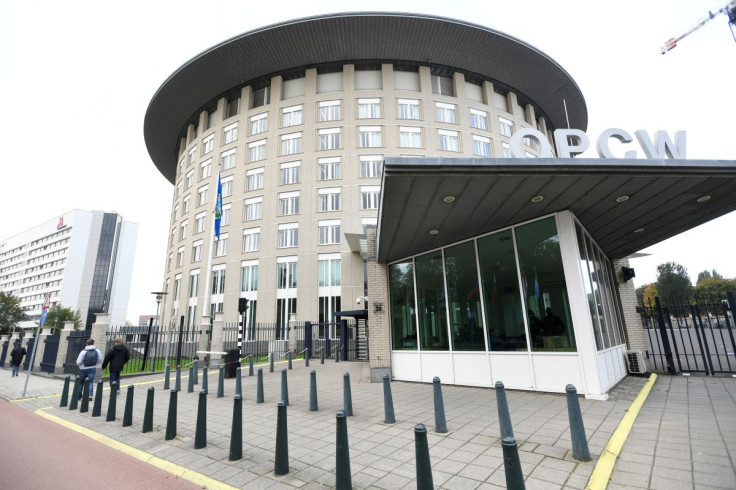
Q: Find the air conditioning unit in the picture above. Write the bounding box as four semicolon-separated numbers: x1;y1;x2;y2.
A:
626;350;648;374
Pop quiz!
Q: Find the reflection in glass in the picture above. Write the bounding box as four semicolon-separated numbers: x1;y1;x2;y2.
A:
576;223;604;349
415;251;449;350
389;260;417;350
477;230;526;351
444;241;484;351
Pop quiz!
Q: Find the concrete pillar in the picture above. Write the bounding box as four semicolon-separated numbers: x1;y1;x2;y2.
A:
54;321;77;374
612;258;648;352
366;227;391;382
91;314;110;377
198;315;212;363
210;313;225;367
32;327;52;372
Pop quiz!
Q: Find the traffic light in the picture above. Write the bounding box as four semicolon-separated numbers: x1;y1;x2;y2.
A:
238;297;249;313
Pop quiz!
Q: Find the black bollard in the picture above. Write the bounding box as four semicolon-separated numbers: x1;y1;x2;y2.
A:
433;377;447;433
257;368;264;403
343;372;353;416
415;424;434;490
164;364;171;390
383;374;396;424
69;377;81;411
122;385;134;427
309;370;318;412
502;436;525;490
175;364;181;392
320;347;325;365
495;381;514;440
566;384;591;461
142;387;155;433
305;349;310;367
187;366;194;393
193;359;199;385
202;366;209;394
274;401;289;476
165;389;178;441
287;351;292;370
269;352;274;373
92;380;103;417
248;356;254;376
106;382;118;422
335;410;352;489
281;369;289;406
217;366;224;398
194;390;207;449
229;394;243;461
80;378;91;413
235;367;242;397
60;375;70;407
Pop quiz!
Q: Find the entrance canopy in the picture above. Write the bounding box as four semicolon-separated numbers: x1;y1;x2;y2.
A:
376;157;736;262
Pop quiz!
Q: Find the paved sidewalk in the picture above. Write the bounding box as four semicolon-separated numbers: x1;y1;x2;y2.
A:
1;362;734;488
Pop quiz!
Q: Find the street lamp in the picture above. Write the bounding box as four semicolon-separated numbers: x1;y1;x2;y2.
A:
147;291;167;373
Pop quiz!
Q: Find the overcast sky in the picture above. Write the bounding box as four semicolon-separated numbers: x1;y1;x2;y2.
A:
1;0;734;322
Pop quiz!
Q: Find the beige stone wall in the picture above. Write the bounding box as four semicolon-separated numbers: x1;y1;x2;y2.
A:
366;227;391;381
613;257;648;351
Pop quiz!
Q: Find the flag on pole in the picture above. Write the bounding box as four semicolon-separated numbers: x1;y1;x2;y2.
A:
214;172;222;241
40;292;52;327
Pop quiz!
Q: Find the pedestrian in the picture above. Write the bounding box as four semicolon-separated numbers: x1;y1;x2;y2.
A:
102;337;130;392
9;341;27;377
76;339;102;400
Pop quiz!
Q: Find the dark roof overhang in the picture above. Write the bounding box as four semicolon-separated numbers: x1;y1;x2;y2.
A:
376;157;736;262
144;12;587;184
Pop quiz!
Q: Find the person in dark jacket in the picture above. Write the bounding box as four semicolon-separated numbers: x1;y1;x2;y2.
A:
9;341;26;377
102;337;130;392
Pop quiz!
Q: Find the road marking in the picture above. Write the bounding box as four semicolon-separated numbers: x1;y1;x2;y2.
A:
586;373;658;490
34;407;237;490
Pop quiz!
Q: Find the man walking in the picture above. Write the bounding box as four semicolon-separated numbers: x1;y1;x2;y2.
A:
9;341;26;377
76;339;102;400
102;337;129;392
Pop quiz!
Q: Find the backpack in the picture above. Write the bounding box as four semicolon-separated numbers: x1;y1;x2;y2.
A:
83;349;97;367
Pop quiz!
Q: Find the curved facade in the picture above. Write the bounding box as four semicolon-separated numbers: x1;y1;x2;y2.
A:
146;13;588;330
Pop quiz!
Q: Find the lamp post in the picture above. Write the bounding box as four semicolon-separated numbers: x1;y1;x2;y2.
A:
148;291;167;372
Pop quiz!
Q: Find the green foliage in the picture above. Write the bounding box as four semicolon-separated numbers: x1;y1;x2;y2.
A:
655;262;693;301
635;283;649;301
642;284;659;306
44;304;82;335
696;269;723;285
0;291;27;335
694;276;736;298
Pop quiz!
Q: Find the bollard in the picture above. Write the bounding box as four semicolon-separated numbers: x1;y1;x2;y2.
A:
122;385;134;427
383;374;396;424
175;365;182;392
69;377;81;411
257;368;264;403
281;369;289;406
229;394;243;461
142;387;154;433
335;345;340;363
106;382;118;422
305;349;310;367
495;381;514;440
269;352;274;373
248;355;254;376
502;436;525;490
343;372;353;416
80;378;91;413
235;367;242;397
194;390;207;449
92;380;103;417
274;401;289;476
320;347;325;365
287;351;292;370
415;424;434;490
187;366;194;393
165;389;178;440
566;384;591;461
164;364;171;390
60;375;70;407
433;377;447;433
217;366;224;398
309;370;318;412
335;410;352;489
193;359;199;385
202;366;209;394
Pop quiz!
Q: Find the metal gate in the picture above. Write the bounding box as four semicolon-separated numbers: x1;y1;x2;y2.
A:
63;330;91;375
40;335;60;374
0;339;8;368
22;337;35;371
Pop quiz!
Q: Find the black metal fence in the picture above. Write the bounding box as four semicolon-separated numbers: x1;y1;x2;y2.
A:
640;292;736;374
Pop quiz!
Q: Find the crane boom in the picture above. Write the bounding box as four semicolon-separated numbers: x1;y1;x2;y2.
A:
661;1;736;54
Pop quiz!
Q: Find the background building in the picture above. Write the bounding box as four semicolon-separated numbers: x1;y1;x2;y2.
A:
0;210;138;328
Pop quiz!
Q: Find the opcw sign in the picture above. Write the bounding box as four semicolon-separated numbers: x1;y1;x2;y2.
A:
509;128;687;160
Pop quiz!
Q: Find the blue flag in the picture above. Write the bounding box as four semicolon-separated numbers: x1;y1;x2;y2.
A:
214;172;222;241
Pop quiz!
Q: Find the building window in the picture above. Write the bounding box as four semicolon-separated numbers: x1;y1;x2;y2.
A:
223;122;238;144
221;204;231;226
188;146;197;165
277;223;299;248
241;262;258;291
397;99;420;120
189;271;200;298
470;109;488;130
211;268;226;295
280;133;302;155
177;246;185;267
280;161;300;185
318;128;341;150
221;149;236;171
226;97;240;118
197;185;208;206
318;255;341;287
252;87;270;108
282;105;302;127
278;191;300;215
173;205;180;222
250;113;267;135
246;168;264;191
431;75;455;96
522;136;537;151
358;126;382;148
203;134;214;154
319;219;341;245
242;227;260;252
318;187;341;212
318;100;340;121
502;142;511;158
389;260;416;350
183;195;190;213
177;183;182;197
436;102;456;124
249;139;266;162
186;170;194;189
360;155;382;178
195;212;206;233
215;233;228;257
358;98;381;118
318;157;341;181
168;252;173;271
499;117;513;138
399;126;422;148
473;135;491;157
277;260;298;289
180;220;188;240
361;186;380;209
192;240;203;262
438;129;459;152
200;160;212;180
244;197;262;221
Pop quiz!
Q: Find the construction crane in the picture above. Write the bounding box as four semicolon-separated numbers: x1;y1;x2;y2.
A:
660;1;736;54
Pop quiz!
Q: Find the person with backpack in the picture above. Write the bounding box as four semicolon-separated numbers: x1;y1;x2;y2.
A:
102;337;130;392
9;341;27;377
76;338;102;400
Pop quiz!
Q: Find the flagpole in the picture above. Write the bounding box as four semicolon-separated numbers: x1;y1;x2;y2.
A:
201;171;222;329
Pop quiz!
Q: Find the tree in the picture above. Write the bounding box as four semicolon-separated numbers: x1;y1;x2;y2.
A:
44;304;82;335
695;276;736;298
635;283;650;301
0;291;27;336
696;269;723;285
642;284;659;307
655;262;693;301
